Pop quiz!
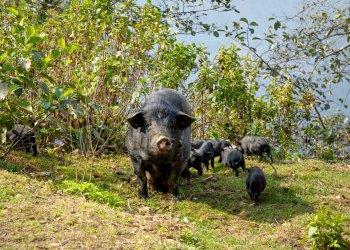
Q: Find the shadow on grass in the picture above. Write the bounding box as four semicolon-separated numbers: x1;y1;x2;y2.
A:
0;151;135;208
179;168;313;223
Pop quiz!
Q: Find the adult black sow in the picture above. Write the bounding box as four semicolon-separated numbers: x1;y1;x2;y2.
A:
246;167;266;202
126;89;195;198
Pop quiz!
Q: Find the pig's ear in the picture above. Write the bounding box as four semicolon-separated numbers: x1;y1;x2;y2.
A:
176;112;195;129
127;112;146;129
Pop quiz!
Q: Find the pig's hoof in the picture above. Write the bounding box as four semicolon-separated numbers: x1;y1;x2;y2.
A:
138;191;149;199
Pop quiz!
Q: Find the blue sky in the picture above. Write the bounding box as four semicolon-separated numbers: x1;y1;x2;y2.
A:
178;0;304;57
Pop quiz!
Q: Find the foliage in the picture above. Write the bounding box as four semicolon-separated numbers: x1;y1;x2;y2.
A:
190;45;258;140
233;0;349;112
0;0;199;156
225;0;349;158
0;0;348;159
308;209;349;249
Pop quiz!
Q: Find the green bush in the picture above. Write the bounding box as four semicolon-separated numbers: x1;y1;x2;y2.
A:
308;209;349;249
319;147;335;162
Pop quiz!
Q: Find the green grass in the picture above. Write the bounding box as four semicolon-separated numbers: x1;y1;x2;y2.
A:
0;150;349;249
59;180;125;207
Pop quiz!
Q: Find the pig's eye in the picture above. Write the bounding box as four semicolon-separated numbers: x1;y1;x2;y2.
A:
170;123;178;130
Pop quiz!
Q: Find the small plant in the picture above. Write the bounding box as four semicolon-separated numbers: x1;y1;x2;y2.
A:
0;160;21;173
308;209;349;249
180;229;201;247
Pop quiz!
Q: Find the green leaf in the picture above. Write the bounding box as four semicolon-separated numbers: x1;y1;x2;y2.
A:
27;36;42;45
331;242;340;248
54;88;64;99
67;43;78;53
32;51;44;63
7;7;18;16
213;31;219;37
42;101;52;110
51;49;60;59
63;88;74;97
240;17;248;23
26;26;36;38
274;21;281;30
2;63;15;73
250;21;258;26
19;100;33;113
265;38;274;44
202;23;210;31
0;52;8;63
58;37;66;49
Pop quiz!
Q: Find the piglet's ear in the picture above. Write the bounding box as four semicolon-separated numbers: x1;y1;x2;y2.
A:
176;111;195;130
127;112;145;129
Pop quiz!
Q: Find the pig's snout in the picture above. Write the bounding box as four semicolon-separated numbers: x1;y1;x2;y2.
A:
157;137;173;152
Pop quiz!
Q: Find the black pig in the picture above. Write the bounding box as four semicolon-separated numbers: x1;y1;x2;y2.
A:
220;147;246;176
246;167;266;202
191;139;231;163
211;139;232;162
190;139;205;150
126;89;195;198
6;124;38;156
236;136;276;173
188;141;215;174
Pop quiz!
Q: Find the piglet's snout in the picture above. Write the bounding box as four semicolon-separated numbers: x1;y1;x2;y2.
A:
157;137;173;152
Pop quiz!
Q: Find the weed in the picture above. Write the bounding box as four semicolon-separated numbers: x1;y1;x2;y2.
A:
0;160;21;173
308;209;349;249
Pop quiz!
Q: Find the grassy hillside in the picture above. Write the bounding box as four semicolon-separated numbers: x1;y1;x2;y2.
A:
0;151;349;249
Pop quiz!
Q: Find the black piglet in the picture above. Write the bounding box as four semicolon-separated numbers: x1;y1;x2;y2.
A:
246;167;266;202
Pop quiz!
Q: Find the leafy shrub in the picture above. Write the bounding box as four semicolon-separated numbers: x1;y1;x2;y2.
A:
318;147;335;162
308;209;349;249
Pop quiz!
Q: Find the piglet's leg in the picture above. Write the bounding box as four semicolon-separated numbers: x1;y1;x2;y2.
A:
211;157;215;169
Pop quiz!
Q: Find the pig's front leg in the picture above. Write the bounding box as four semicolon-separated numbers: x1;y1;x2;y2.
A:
132;159;148;199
